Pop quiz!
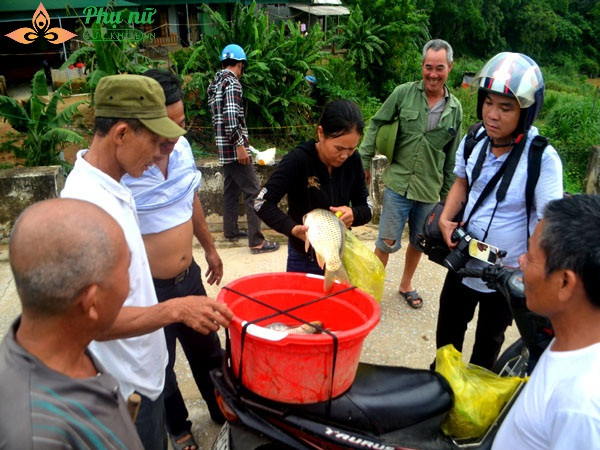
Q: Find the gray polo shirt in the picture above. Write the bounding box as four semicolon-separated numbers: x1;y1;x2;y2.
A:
0;318;144;449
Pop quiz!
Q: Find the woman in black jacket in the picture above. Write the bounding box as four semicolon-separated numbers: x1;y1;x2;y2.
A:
255;99;372;274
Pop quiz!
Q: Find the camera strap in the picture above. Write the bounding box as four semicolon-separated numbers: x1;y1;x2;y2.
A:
463;133;528;233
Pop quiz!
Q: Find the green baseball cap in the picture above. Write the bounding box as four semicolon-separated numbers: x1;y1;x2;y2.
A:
375;119;399;161
94;74;186;139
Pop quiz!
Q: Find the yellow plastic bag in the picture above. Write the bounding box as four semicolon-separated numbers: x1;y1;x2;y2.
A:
341;230;385;302
435;345;527;439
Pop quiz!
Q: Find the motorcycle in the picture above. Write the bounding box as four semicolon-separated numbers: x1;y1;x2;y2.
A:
210;261;554;450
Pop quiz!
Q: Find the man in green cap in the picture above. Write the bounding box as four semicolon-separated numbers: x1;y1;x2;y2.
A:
61;74;234;450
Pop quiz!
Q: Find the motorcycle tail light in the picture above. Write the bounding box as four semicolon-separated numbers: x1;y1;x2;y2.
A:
215;390;239;423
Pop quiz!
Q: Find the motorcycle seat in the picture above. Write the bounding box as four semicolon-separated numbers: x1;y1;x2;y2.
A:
290;363;453;434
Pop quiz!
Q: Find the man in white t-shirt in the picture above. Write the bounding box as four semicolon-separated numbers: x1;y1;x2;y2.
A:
493;194;600;449
122;69;225;450
61;74;233;450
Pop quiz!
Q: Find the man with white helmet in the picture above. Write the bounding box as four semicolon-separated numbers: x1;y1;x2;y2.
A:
434;52;563;369
207;44;280;254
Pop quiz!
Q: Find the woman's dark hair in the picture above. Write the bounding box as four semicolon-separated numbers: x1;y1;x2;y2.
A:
142;69;183;106
94;118;144;136
318;99;365;139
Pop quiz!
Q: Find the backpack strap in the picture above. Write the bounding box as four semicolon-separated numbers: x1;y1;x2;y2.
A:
463;122;486;163
495;132;529;203
463;122;487;187
525;135;549;238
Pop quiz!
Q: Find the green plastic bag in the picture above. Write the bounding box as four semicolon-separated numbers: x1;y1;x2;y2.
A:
341;229;385;302
435;345;527;439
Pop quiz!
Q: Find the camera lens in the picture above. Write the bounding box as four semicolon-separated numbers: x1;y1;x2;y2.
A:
444;248;469;272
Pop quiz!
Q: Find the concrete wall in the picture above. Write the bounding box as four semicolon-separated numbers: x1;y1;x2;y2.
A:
0;157;390;242
2;145;599;243
197;156;388;231
0;166;64;243
197;158;281;232
368;155;389;224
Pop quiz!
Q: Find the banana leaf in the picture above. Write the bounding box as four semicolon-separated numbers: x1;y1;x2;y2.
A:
0;97;30;132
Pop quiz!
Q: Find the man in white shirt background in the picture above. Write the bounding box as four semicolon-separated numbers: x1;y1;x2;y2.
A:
123;69;225;450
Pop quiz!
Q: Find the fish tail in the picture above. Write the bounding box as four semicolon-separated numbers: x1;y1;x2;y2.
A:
323;264;350;292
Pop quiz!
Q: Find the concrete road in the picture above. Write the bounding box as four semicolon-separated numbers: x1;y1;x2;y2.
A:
0;225;519;449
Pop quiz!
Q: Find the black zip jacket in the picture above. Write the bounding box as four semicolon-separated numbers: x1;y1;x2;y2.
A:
255;139;372;253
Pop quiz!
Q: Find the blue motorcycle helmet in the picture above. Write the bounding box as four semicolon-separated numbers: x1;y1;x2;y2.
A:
220;44;247;61
220;44;247;72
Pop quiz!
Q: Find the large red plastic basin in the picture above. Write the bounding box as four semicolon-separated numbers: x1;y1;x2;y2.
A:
218;272;380;403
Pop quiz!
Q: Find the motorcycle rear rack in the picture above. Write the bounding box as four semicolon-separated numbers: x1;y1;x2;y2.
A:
451;381;526;448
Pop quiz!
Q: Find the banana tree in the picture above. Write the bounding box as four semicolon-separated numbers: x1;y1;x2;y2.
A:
331;5;389;75
62;16;162;99
0;70;86;167
182;1;331;134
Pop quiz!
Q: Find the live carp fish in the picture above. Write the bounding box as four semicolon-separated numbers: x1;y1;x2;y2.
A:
303;208;349;292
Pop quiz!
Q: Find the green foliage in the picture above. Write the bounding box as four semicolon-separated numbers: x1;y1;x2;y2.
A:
424;0;500;57
317;55;366;102
62;6;164;98
169;47;193;74
507;1;559;61
344;0;429;97
422;0;599;77
0;70;86;167
331;5;389;79
446;57;486;90
542;64;595;96
538;91;599;193
453;86;479;134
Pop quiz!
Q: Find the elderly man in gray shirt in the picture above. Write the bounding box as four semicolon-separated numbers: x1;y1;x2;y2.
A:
0;198;144;449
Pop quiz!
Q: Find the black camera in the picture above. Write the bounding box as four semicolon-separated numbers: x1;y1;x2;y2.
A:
443;227;474;272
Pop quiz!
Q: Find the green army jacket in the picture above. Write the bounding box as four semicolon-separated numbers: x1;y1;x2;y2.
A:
359;80;463;203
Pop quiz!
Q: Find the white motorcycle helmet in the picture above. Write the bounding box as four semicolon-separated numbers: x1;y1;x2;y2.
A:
473;52;545;135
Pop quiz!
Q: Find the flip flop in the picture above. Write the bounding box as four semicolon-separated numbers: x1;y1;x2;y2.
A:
400;290;423;309
169;431;198;450
250;240;280;254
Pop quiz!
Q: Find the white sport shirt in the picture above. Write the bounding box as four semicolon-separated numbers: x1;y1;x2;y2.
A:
61;149;168;400
122;137;201;234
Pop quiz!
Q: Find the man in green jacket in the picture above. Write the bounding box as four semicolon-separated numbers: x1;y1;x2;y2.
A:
359;39;462;309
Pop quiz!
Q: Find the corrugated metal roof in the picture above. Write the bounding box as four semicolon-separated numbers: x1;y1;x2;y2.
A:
289;4;349;15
